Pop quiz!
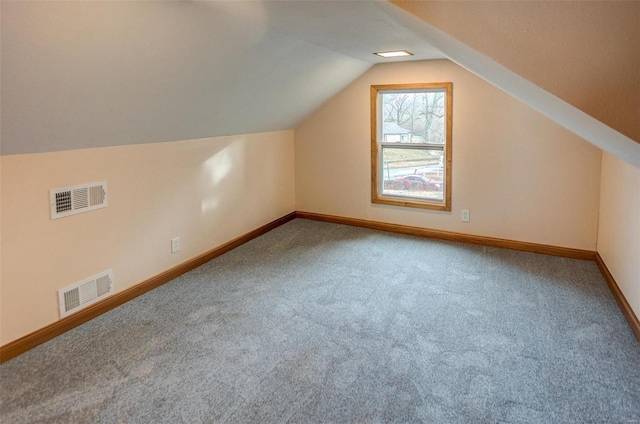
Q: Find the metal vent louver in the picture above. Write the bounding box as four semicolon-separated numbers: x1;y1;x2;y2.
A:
50;181;107;219
59;270;114;318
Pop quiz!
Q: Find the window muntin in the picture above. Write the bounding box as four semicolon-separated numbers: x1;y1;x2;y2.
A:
371;83;452;211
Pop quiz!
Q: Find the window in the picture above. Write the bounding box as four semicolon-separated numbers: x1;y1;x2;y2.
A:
371;83;452;211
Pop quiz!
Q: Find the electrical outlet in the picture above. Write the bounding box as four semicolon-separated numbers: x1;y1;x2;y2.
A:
171;237;180;253
461;210;470;222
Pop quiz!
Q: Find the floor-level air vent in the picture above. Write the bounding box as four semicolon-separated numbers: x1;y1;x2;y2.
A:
58;270;114;318
50;181;107;220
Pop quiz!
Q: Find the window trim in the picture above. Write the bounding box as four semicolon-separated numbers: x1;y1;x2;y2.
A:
371;82;453;211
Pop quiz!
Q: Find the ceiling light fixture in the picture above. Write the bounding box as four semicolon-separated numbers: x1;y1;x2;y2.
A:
373;50;414;58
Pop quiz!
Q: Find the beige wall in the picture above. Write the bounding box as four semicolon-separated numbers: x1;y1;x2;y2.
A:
0;131;295;344
597;153;640;316
389;1;640;330
295;60;601;249
391;1;640;142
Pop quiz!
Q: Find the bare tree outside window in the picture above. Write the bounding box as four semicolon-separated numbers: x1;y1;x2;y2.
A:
372;83;452;211
382;91;445;143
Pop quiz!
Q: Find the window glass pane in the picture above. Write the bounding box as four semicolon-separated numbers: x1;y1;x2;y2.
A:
381;147;444;200
381;91;445;144
371;82;451;211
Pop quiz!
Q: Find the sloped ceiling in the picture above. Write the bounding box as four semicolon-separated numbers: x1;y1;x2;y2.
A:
0;0;442;155
2;0;637;167
391;0;640;144
379;1;640;168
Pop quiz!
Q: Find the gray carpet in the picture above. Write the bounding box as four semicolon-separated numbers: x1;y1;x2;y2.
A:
1;218;639;423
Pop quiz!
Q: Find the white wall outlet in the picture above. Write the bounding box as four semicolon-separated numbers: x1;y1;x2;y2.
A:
461;210;470;222
171;237;180;253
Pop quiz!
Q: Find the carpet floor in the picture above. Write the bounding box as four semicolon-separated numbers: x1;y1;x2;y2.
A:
1;218;639;423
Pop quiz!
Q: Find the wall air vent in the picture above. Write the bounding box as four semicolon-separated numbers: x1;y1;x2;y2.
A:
50;181;107;219
58;270;114;318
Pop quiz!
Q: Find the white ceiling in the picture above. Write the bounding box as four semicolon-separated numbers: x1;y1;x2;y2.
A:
1;0;444;155
258;1;443;63
5;0;634;164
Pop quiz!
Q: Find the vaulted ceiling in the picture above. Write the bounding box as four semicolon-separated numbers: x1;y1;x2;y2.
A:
1;1;442;155
1;1;638;166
